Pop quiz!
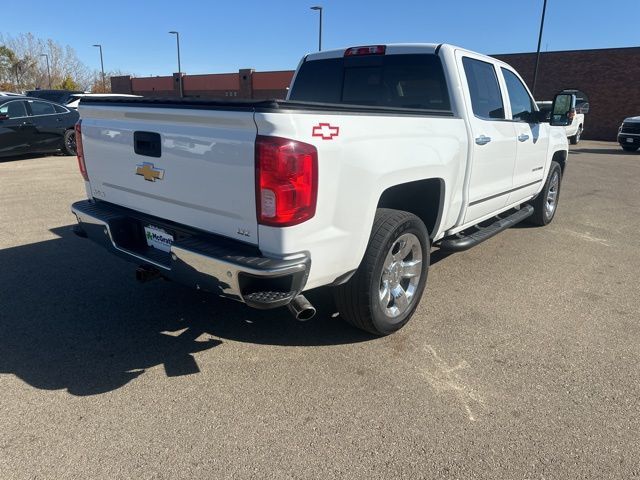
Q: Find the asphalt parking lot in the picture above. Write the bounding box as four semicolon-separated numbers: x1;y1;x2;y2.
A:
1;140;639;479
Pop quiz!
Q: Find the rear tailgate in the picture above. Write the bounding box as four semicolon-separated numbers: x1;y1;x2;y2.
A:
78;102;258;244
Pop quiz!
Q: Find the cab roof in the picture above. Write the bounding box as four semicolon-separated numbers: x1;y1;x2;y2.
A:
305;43;443;61
303;43;507;67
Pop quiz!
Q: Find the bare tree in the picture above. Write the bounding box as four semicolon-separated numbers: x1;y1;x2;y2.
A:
0;46;16;84
0;33;92;91
88;69;135;93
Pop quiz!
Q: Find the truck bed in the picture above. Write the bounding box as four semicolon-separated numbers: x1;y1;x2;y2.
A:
79;96;455;117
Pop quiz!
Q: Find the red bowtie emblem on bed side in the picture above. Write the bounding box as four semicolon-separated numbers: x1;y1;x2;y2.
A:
312;123;340;140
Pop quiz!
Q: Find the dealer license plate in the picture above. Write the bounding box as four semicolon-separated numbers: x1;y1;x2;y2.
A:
627;138;634;143
144;225;174;252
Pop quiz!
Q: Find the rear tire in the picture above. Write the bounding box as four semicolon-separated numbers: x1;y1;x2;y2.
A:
63;129;76;156
528;161;562;226
333;209;430;336
621;145;639;152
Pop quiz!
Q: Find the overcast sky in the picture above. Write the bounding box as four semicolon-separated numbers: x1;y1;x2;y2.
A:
3;0;639;77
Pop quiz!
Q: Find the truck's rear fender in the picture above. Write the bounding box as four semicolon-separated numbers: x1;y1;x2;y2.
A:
377;178;445;240
254;112;468;290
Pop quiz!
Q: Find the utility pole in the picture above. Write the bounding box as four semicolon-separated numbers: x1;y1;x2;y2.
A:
310;6;323;51
40;53;51;88
169;31;183;97
532;0;548;96
93;44;106;91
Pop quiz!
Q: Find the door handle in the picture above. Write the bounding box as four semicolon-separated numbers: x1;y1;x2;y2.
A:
475;135;491;145
518;134;530;142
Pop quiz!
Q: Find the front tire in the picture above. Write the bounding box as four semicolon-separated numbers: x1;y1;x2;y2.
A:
621;145;639;152
528;161;562;226
334;209;430;336
63;129;76;156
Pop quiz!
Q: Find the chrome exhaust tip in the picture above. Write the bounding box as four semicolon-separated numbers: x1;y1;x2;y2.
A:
287;295;316;321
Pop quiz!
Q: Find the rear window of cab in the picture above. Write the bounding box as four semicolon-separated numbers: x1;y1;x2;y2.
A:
289;54;451;111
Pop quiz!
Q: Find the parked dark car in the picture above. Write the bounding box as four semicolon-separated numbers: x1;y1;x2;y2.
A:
0;96;79;158
618;116;640;152
25;89;84;105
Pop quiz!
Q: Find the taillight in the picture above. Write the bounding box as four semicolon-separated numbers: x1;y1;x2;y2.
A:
344;45;386;56
255;135;318;227
75;120;88;181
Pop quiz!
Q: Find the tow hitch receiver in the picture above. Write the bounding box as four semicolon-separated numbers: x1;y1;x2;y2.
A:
136;265;161;283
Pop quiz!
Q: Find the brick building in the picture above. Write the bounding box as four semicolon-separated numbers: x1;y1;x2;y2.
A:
493;46;640;140
111;46;639;140
111;69;294;101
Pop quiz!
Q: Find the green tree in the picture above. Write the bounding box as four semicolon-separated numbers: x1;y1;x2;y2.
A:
58;76;81;91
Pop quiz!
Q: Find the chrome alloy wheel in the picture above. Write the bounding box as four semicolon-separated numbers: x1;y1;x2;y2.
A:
378;233;423;318
545;170;560;218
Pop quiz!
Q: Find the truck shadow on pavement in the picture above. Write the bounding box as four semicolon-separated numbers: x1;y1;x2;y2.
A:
0;152;69;163
0;226;372;396
569;146;635;156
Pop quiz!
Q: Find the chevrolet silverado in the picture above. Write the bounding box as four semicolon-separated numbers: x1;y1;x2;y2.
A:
71;43;573;335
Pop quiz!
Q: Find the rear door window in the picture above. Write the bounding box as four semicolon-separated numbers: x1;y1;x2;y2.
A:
28;100;56;116
0;101;28;118
289;54;451;111
462;57;505;120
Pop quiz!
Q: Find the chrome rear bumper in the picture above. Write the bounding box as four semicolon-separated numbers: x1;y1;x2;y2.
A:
71;200;310;308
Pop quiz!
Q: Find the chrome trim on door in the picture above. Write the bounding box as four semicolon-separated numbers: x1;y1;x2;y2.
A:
468;179;542;206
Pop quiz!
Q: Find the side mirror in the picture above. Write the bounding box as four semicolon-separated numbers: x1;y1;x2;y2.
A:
550;93;576;126
576;102;590;114
528;110;550;124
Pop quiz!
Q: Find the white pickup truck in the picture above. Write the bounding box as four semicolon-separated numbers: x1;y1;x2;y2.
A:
565;110;585;145
537;95;585;145
72;43;573;335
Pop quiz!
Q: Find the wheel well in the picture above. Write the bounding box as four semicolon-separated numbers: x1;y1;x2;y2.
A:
376;178;443;238
553;150;567;174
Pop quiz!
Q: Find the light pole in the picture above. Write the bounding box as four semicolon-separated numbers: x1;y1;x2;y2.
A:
532;0;548;97
169;31;183;97
310;6;323;51
93;44;105;92
40;53;51;88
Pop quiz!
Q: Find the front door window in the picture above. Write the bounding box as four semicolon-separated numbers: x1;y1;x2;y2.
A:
0;101;28;118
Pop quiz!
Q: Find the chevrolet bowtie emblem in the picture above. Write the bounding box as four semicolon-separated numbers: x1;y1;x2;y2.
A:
136;162;164;182
312;122;340;140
